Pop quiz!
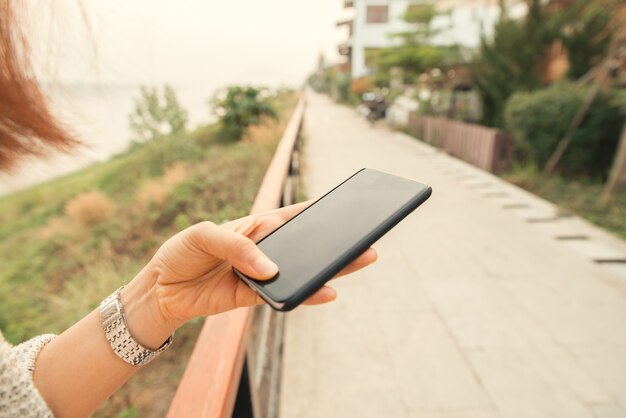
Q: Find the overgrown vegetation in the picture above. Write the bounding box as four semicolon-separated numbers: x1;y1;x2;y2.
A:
0;91;297;417
504;82;623;179
211;86;277;140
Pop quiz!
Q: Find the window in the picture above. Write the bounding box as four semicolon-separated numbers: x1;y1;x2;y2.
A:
366;5;388;23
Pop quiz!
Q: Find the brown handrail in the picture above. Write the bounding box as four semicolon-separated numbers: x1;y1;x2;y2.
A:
166;95;306;418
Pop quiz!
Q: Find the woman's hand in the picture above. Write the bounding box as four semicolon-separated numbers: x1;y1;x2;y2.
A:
121;201;377;348
33;202;377;417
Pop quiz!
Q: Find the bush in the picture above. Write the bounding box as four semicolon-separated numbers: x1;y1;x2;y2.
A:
65;191;115;226
211;86;277;141
136;162;190;209
133;132;204;177
504;82;623;178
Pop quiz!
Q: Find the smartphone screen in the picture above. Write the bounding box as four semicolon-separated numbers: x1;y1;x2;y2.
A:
235;168;431;311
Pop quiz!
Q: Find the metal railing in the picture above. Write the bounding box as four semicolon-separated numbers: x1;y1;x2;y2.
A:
166;95;306;418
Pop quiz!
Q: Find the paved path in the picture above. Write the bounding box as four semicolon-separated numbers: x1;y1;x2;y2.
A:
279;91;626;418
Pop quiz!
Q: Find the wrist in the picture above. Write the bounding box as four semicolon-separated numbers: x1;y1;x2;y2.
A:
119;269;179;350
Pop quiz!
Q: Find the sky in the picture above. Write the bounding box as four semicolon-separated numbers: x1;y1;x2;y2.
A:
28;0;353;88
25;0;513;89
4;0;356;195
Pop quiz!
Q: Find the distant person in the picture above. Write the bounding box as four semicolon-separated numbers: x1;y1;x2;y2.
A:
0;3;377;417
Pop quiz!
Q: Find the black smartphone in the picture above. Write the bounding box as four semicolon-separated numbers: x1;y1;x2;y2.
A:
234;168;432;311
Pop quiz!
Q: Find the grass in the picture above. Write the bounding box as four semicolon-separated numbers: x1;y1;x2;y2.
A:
502;163;626;240
0;93;297;417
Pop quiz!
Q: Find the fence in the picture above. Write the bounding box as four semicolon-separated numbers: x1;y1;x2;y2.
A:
166;95;306;418
408;113;514;173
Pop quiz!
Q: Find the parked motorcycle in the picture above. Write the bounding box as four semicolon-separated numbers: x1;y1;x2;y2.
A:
360;92;388;124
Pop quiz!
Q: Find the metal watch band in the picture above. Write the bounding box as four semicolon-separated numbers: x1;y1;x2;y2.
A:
99;286;173;366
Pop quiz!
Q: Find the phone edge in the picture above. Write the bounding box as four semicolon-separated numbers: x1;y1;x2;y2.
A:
233;168;432;312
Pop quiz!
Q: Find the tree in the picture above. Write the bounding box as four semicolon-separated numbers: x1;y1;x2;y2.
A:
129;85;189;142
211;86;277;141
471;0;559;127
372;4;461;85
558;0;614;79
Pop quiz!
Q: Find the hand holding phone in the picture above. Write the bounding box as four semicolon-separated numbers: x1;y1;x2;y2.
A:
234;168;432;311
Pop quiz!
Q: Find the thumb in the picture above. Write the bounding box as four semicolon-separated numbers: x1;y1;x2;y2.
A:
187;221;279;279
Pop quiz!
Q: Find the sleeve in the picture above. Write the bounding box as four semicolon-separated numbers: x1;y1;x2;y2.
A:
0;332;56;418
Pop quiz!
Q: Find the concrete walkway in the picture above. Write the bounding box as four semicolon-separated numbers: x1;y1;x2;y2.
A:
279;91;626;418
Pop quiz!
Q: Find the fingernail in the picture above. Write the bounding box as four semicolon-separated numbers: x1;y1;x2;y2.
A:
253;256;278;277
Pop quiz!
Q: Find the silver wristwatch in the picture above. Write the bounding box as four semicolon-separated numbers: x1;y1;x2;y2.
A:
99;286;173;366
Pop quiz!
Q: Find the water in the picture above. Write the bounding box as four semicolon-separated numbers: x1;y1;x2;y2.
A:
0;83;216;196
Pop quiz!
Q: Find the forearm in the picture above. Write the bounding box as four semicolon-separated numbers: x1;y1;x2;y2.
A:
28;204;356;417
32;265;178;418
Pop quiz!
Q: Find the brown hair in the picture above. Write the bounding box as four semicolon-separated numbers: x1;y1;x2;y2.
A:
0;1;79;170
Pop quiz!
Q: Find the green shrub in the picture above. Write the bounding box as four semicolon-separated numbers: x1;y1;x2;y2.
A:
138;132;204;176
504;82;623;178
98;131;204;198
211;86;277;141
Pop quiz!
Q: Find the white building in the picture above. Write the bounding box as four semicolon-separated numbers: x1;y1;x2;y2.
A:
338;0;422;79
338;0;525;79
